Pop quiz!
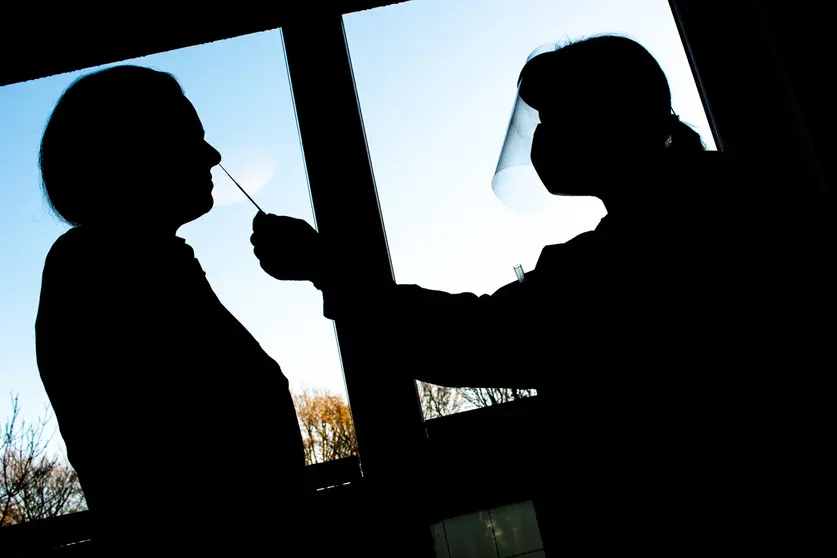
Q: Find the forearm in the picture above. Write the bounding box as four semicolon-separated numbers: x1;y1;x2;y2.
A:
318;275;541;389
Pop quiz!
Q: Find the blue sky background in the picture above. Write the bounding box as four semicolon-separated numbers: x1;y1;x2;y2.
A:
0;0;712;454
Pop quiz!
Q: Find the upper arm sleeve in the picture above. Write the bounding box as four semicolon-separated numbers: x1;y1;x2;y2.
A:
35;241;175;462
322;269;551;389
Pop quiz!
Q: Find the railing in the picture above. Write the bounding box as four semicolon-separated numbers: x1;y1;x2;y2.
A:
0;455;363;557
1;400;545;557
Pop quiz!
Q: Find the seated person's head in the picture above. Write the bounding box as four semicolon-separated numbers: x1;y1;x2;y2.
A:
40;65;222;231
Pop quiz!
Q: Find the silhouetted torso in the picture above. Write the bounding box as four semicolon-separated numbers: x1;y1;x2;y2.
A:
321;154;830;553
36;227;305;553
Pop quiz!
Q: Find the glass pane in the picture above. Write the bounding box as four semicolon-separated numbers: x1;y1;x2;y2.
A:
436;501;546;558
0;29;351;524
344;0;714;417
431;521;452;558
444;510;499;558
491;501;543;558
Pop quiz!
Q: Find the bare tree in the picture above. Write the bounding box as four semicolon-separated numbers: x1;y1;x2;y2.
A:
457;387;536;409
1;395;86;526
293;389;358;465
416;382;465;419
416;382;536;417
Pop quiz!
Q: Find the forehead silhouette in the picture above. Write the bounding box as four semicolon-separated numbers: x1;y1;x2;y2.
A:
519;36;670;121
58;66;186;143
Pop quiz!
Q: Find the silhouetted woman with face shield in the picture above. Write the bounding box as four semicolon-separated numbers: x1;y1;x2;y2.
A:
35;66;306;555
251;35;828;554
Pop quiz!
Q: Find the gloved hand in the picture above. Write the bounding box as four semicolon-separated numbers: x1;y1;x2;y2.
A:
251;212;324;284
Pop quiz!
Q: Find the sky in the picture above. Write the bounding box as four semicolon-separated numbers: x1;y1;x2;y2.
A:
0;0;713;455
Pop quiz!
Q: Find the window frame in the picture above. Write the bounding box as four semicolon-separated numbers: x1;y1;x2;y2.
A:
9;1;826;554
282;16;433;555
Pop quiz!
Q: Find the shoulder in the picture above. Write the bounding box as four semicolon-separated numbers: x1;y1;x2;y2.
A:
534;230;596;273
38;229;93;312
44;227;98;271
39;227;121;309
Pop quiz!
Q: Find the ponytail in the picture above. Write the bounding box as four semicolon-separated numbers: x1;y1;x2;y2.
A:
665;113;706;154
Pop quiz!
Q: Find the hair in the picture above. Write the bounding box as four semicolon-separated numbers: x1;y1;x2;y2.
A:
666;113;706;154
39;65;183;227
520;34;706;155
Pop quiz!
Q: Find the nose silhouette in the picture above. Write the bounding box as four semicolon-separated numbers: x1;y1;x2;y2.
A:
206;141;222;167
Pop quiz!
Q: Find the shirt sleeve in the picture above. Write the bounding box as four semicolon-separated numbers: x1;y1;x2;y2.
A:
316;241;589;389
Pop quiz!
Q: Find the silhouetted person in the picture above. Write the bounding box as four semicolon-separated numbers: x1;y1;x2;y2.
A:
35;66;306;555
251;36;829;554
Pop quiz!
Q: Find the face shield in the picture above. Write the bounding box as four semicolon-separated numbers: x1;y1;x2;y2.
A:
492;42;560;214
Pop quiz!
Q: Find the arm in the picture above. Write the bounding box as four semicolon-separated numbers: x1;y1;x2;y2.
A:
318;264;552;390
35;234;183;474
35;236;128;481
250;214;580;390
